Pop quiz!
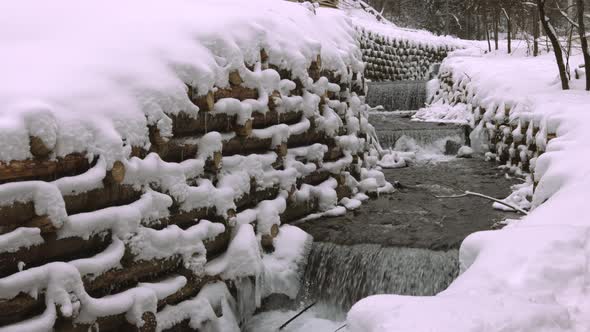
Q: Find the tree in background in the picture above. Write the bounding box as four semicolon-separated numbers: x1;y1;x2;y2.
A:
364;0;590;90
576;0;590;90
537;0;570;89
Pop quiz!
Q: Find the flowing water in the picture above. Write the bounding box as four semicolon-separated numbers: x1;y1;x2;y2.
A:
369;112;467;151
300;243;458;310
244;82;515;332
244;243;458;332
366;81;428;111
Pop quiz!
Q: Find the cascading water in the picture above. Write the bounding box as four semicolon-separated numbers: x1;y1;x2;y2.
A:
368;112;467;151
245;75;474;332
299;242;459;310
366;81;428;111
244;243;460;331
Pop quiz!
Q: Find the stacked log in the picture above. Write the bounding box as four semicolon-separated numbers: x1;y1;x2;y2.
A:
357;27;454;82
0;45;385;331
432;70;551;177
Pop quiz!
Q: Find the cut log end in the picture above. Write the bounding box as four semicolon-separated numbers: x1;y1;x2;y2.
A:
29;136;52;158
336;173;347;186
205;151;223;172
194;91;215;112
25;216;58;234
270;223;279;237
275;142;288;158
235;119;253;137
108;161;126;184
260;49;269;63
229;71;243;86
268;91;282;111
261;224;280;253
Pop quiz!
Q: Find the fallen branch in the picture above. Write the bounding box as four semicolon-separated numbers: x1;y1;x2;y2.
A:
279;302;317;330
334;324;347;332
435;190;529;215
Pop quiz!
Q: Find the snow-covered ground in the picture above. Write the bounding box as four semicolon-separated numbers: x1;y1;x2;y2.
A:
348;49;590;331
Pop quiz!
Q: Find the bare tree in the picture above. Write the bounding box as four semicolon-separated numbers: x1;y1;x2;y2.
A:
537;0;570;89
501;5;512;53
533;7;540;56
577;0;590;90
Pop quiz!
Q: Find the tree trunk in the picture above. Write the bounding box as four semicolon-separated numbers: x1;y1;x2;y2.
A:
507;16;512;53
494;6;499;50
533;9;540;56
577;0;590;90
475;13;480;40
537;0;570;90
484;9;492;52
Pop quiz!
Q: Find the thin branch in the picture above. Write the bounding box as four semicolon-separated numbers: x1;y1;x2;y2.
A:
279;302;317;330
334;324;347;332
501;7;510;21
435;191;529;215
555;1;580;28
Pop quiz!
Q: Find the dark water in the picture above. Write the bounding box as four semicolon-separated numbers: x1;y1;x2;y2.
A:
245;90;518;332
366;80;427;111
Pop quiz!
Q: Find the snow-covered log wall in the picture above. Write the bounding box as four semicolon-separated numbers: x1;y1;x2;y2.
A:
429;64;549;181
349;9;465;82
359;28;453;81
0;1;392;331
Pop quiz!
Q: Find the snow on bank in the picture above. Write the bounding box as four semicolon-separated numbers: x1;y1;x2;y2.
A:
348;50;590;331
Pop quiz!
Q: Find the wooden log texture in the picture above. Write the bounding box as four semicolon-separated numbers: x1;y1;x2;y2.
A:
252;110;302;129
281;197;320;223
222;136;273;156
171;112;233;136
0;232;110;278
188;89;215;112
0;154;91;184
0;293;45;326
214;86;258;101
0;184;141;235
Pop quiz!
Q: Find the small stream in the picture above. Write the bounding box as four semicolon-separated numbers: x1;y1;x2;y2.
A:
244;82;518;332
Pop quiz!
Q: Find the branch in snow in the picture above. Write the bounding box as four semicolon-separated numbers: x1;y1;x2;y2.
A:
435;191;529;215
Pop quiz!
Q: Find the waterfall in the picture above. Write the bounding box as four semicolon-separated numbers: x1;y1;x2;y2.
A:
367;112;467;156
378;129;465;150
366;81;428;111
299;242;459;310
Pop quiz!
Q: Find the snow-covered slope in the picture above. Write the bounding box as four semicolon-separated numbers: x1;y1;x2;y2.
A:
348;50;590;331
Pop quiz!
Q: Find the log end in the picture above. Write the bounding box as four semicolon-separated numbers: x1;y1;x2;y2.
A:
25;215;58;234
29;136;52;159
275;142;288;158
229;71;243;86
194;91;215;112
109;161;126;184
235;119;253;137
205;151;223;172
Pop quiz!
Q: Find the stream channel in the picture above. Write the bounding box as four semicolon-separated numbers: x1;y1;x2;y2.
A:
244;81;521;332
